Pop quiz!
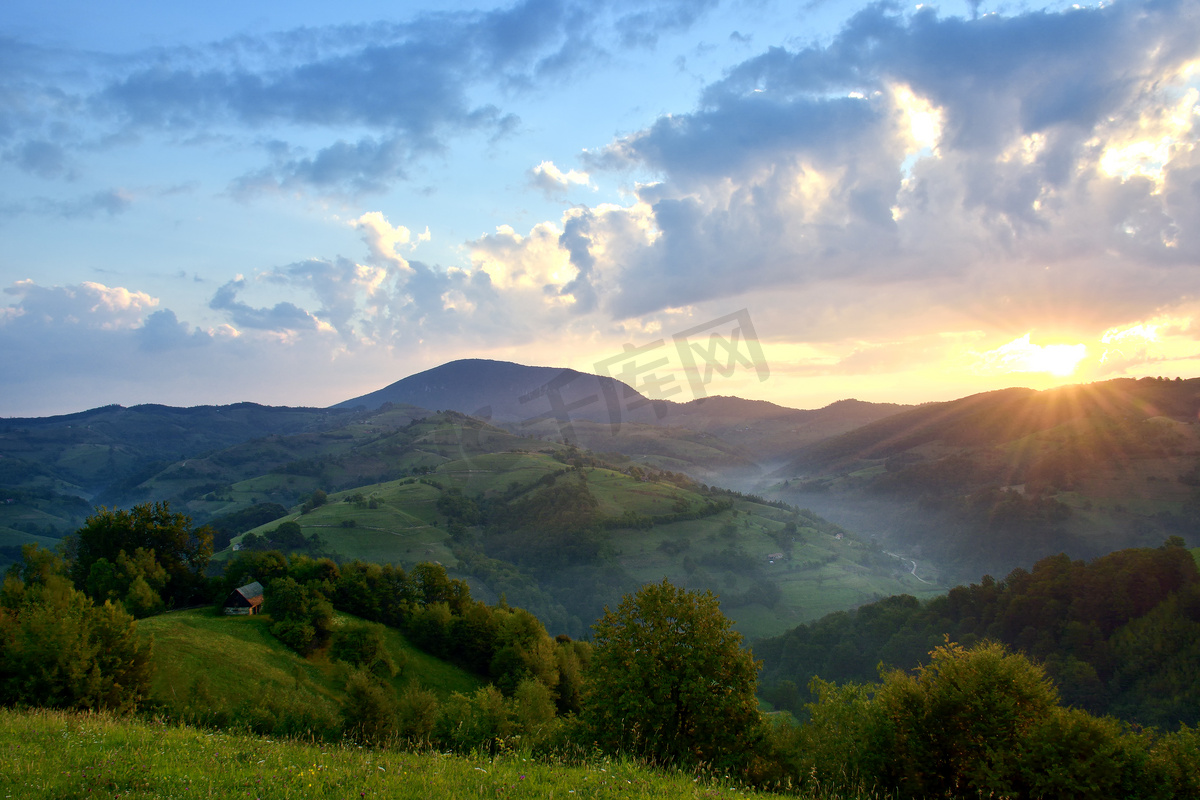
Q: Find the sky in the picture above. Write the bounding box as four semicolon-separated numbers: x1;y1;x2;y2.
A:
2;0;1199;418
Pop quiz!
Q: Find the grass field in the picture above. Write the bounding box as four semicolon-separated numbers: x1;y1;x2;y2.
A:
138;608;483;721
0;708;817;800
606;499;941;639
206;442;943;640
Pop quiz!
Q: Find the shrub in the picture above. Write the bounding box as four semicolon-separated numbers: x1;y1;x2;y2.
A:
582;579;761;769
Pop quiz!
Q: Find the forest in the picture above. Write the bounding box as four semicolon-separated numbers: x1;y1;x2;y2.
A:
4;502;1200;798
757;540;1200;728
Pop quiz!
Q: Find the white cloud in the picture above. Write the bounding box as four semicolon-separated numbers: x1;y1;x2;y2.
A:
351;211;420;269
529;160;594;196
2;280;158;330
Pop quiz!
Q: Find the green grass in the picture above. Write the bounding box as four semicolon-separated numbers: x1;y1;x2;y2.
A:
138;609;482;716
606;500;941;640
200;438;944;641
138;610;342;714
0;528;61;550
0;708;815;800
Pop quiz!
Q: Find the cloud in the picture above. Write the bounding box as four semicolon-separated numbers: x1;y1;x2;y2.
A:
0;189;133;221
197;212;566;352
612;0;720;48
8;139;73;180
529;160;594;197
969;334;1089;377
136;309;214;352
3;279;157;329
0;0;720;199
209;277;330;334
553;1;1200;326
351;211;424;267
0;277;363;416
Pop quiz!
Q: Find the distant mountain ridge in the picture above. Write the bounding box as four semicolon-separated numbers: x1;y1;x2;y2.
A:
331;358;666;428
768;376;1200;583
779;377;1200;475
333;359;909;462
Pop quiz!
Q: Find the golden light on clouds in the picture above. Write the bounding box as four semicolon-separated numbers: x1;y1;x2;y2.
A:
891;83;944;154
1096;86;1198;190
1098;313;1197;372
972;334;1088;377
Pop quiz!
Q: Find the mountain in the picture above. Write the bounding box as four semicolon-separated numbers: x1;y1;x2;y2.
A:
767;376;1200;582
332;358;666;429
0;402;367;546
0;358;907;557
779;378;1200;475
333;359;908;484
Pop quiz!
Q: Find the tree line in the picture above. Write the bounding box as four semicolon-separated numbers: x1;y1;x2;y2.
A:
5;502;1200;797
757;538;1200;728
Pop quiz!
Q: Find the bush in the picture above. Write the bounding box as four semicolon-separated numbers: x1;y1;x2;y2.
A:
582;579;761;769
435;685;513;752
872;640;1059;798
330;622;400;679
342;670;398;745
0;568;153;713
396;684;440;743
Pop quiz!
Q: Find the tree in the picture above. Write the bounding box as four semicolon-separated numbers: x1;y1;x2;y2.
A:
582;579;761;768
1;546;152;712
264;576;334;653
69;502;212;607
85;547;169;618
873;640;1060;798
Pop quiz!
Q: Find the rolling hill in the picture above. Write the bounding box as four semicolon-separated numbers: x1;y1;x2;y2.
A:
209;411;940;639
769;376;1200;582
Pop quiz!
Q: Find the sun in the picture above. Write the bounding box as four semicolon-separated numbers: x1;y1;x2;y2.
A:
1024;342;1089;377
973;334;1088;377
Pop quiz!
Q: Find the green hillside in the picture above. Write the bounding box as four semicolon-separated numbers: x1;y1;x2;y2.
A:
3;405;939;638
771;377;1200;583
213;420;939;639
139;609;483;731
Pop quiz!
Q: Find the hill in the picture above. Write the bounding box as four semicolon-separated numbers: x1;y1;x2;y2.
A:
334;359;906;481
332;358;665;426
768;376;1200;582
756;542;1200;730
216;412;941;639
0;358;907;565
0;396;935;639
138;608;482;733
0;402;368;547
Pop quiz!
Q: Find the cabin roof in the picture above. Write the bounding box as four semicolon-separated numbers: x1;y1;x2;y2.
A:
235;580;264;601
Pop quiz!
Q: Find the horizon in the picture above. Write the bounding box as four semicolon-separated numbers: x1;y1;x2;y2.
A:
4;354;1193;421
3;0;1199;417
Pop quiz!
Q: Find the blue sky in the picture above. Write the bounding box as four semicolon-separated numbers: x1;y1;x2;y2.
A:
3;0;1199;416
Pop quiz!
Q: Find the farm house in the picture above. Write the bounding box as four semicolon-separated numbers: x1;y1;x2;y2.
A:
223;581;265;615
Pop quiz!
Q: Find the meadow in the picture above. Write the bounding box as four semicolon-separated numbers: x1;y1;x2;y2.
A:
0;708;810;800
138;609;483;730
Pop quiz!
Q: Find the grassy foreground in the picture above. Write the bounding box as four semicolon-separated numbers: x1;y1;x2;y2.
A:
0;708;817;800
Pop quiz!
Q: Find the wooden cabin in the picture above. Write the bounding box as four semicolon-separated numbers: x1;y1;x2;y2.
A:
223;580;265;615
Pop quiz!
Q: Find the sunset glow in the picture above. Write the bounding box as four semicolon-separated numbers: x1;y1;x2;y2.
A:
970;335;1087;378
1;0;1198;416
